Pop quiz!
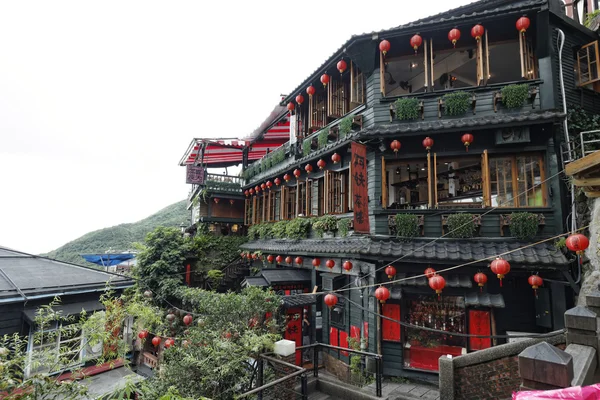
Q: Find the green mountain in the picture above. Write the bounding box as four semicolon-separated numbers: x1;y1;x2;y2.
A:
44;200;189;266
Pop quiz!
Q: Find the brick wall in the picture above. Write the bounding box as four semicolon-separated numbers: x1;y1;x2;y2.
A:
324;352;351;383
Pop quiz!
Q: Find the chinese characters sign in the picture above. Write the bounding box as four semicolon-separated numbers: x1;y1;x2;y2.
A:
186;165;205;184
351;142;370;233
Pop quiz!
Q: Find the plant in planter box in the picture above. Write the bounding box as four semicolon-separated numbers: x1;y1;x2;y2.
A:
271;220;288;239
312;215;338;238
272;147;286;165
394;214;419;238
442;91;470;116
338;218;351;237
318;129;328;148
501;84;529;109
256;223;273;239
285;218;312;240
509;212;539;240
446;213;475;238
339;116;353;139
394;97;420;121
302;138;312;157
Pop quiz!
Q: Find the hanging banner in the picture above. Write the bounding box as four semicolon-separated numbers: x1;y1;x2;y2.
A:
186;165;205;184
351;141;370;233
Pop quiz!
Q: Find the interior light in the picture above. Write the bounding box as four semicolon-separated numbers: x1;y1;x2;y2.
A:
421;167;426;171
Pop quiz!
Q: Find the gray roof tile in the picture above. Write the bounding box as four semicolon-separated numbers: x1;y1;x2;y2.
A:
465;292;505;308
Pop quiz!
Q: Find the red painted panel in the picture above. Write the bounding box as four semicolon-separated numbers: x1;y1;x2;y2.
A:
351;142;370;233
330;327;338;347
340;331;349;356
382;303;401;342
285;308;303;365
350;325;360;342
468;310;492;350
363;322;369;348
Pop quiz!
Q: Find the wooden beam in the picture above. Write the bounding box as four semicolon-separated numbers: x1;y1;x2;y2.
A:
565;151;600;176
583;190;600;198
573;177;600;186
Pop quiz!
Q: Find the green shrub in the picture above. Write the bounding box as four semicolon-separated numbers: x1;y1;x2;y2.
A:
443;91;470;116
285;218;312;240
256;223;273;240
206;269;224;284
318;129;328;148
271;220;288;239
339;116;353;138
394;214;420;238
446;213;475;238
501;84;529;109
271;147;286;165
312;215;338;237
303;138;312;157
509;212;539;240
394;98;420;120
338;218;351;237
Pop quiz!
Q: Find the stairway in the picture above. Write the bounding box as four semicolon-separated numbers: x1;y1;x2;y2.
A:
308;390;342;400
216;260;248;292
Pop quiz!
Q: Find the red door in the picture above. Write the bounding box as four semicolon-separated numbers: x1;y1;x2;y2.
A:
284;307;303;365
468;310;492;350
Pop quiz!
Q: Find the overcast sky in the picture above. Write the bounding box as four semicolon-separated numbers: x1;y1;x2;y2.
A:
0;0;472;254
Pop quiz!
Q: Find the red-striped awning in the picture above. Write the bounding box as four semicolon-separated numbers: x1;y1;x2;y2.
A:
179;114;290;168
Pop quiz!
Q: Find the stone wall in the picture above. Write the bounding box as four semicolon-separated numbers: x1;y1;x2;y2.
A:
577;197;600;307
439;334;565;400
323;352;351;383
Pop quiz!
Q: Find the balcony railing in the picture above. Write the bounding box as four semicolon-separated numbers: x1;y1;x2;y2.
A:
204;173;243;193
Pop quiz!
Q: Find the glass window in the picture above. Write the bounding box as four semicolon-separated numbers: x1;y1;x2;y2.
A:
490;155;546;208
490;158;515;207
28;322;84;377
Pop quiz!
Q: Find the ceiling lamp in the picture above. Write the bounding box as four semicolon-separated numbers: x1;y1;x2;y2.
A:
213;197;220;204
266;180;273;189
390;140;401;155
274;177;282;186
285;256;293;264
267;255;275;263
276;255;283;263
326;259;335;270
312;258;321;268
284;174;292;182
295;256;303;265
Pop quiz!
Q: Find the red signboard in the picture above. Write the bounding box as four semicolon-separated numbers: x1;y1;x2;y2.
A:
186;165;205;184
468;310;492;350
351;142;370;233
382;303;401;342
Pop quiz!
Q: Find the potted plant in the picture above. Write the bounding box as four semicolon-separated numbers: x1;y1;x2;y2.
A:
509;212;539;240
446;213;476;238
394;97;420;121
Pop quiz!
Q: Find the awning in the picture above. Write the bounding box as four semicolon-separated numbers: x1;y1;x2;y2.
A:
81;253;136;267
465;292;505;308
261;269;312;285
243;276;269;287
23;299;105;323
282;294;317;308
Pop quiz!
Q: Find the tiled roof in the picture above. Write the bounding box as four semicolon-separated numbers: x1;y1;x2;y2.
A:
282;294;317;308
465;292;505;308
241;237;570;267
396;273;472;288
354;111;565;137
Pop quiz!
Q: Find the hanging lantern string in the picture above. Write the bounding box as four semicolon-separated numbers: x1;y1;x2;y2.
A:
324;168;567;295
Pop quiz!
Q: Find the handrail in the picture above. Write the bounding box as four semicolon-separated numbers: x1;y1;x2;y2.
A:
579;129;600;158
296;342;382;359
236;369;306;398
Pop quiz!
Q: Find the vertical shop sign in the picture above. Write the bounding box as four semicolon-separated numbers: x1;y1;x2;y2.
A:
351;142;370;233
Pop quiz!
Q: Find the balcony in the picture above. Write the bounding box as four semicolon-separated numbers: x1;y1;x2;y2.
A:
204;173;243;193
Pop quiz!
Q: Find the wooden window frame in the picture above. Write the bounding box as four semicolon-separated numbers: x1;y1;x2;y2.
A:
577;40;600;87
476;31;490;85
350;61;365;108
309;93;327;131
519;34;538;79
325;170;349;214
327;77;349;118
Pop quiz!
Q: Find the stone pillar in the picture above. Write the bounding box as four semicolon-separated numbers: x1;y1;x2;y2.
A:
518;342;574;391
565;304;599;363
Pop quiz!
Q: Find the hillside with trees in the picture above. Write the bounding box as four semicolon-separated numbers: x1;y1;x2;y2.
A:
43;200;189;266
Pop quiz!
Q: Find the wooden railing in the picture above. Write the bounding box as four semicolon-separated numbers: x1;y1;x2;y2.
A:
142;351;158;369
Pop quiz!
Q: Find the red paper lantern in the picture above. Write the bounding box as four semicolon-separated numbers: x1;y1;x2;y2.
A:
214;197;220;204
244;190;249;197
138;330;149;339
296;94;304;105
331;153;341;164
274;177;282;186
461;133;474;152
324;293;338;308
249;188;255;195
266;180;273;189
321;74;330;87
379;39;391;55
429;275;446;299
293;169;301;178
410;34;422;53
151;336;161;347
284;174;292;182
390;140;401;154
422;137;434;151
385;265;396;279
255;185;260;193
285;256;293;264
448;28;461;47
295;256;303;265
307;85;316;98
474;272;487;292
528;274;543;298
471;24;484;41
183;314;193;326
375;286;391;304
287;102;295;112
343;261;353;272
337;59;347;74
424;267;436;279
566;233;590;256
229;199;235;205
261;183;266;191
267;254;275;263
325;259;335;269
312;258;321;268
317;159;326;170
490;257;511;287
276;255;283;263
516;16;530;34
305;164;313;174
164;338;175;349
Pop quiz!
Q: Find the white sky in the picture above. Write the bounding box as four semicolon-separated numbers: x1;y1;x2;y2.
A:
0;0;472;254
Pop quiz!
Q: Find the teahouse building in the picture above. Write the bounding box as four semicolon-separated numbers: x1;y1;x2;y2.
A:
180;0;600;379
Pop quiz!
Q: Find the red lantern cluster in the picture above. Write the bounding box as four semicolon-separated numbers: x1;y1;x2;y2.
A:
375;286;390;304
385;265;396;279
324;293;338;308
307;85;316;98
326;259;335;269
312;258;321;268
337;60;347;74
448;28;461;47
424;267;436;279
566;233;590;256
379;39;391;56
317;159;326;170
390;140;401;154
343;261;353;272
429;275;446;299
296;94;304;105
305;164;313;174
331;153;341;164
474;272;487;292
285;256;293;264
471;24;484;41
410;34;422;54
321;74;330;87
461;133;474;152
423;137;434;152
528;274;543;298
490;257;511;287
183;314;193;326
516;16;530;35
